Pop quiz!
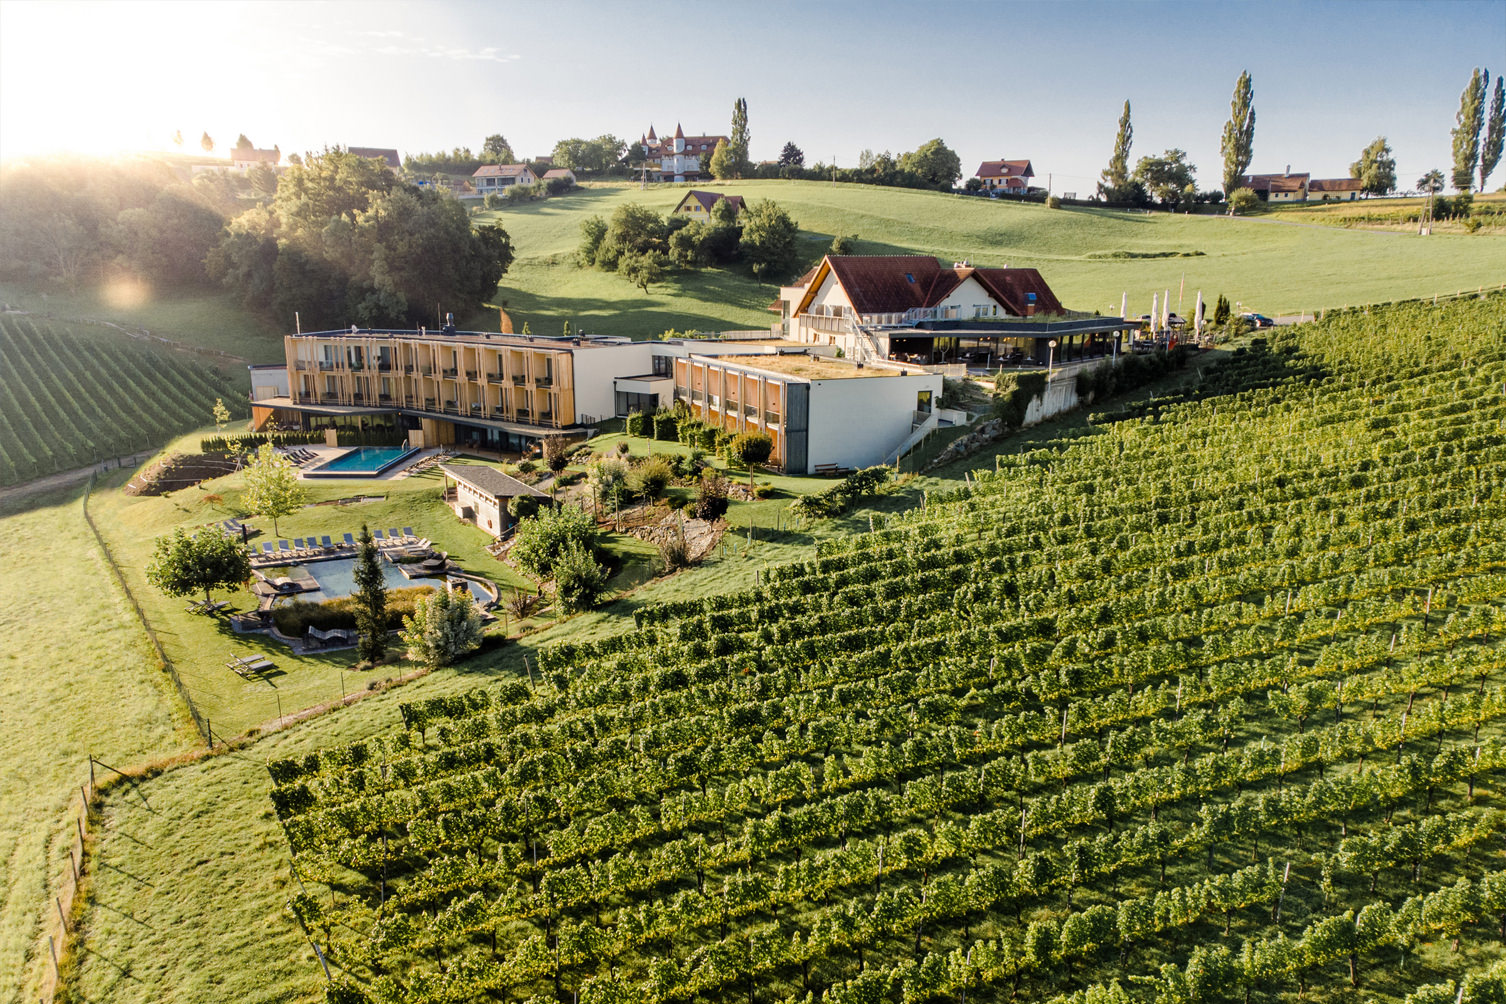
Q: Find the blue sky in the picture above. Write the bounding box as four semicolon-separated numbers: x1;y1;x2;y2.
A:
2;0;1503;192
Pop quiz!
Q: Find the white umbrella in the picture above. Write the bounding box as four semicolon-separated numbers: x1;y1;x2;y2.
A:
1163;288;1171;328
1120;291;1128;319
1195;291;1205;333
1151;293;1158;331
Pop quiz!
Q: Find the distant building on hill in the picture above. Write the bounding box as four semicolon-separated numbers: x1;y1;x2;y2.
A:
541;168;577;186
346;147;401;171
672;190;745;219
231;147;281;171
473;164;540;193
974;159;1035;192
638;124;728;183
1237;169;1366;203
1307;177;1364;201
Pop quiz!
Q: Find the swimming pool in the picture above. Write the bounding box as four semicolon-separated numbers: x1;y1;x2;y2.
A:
292;555;493;604
306;446;419;478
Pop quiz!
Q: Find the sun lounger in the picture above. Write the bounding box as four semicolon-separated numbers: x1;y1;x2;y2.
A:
388;528;403;541
320;535;333;550
292;538;306;553
342;533;356;547
373;529;386;541
261;542;276;556
401;527;414;540
278;540;292;556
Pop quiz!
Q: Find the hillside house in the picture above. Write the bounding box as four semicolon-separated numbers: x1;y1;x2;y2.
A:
974;159;1035;192
639;124;728;183
473;164;540;193
440;464;549;536
1307;178;1364;201
347;147;402;171
541;168;576;186
672;190;745;219
231;147;281;171
1238;170;1310;202
773;254;1128;370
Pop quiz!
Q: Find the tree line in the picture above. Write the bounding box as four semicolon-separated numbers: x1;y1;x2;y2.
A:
0;149;516;331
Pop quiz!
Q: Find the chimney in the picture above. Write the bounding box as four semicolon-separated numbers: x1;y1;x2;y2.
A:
1284;164;1290;177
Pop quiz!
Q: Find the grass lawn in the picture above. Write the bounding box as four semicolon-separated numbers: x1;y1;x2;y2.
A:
468;180;1506;337
0;485;189;1000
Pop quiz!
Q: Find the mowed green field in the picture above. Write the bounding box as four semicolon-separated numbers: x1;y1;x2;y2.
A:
0;486;188;1001
475;180;1506;338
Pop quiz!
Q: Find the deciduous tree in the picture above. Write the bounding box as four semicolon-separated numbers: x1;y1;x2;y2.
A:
401;587;482;669
729;98;751;178
739;199;800;280
146;527;251;604
1133;149;1197;208
899;138;962;190
242;443;305;536
553;539;607;613
708;139;734;181
200;131;214;153
511;503;596;580
730;432;772;487
778;142;805;167
482;134;514;162
1452;68;1487;191
1221;71;1256;204
1481;74;1505;192
1098;100;1134;201
1349;137;1396;196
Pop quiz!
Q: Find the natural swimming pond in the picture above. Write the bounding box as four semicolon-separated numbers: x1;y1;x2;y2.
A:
305;446;419;478
273;555;493;605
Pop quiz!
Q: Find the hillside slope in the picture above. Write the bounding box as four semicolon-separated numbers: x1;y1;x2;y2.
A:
480;180;1506;338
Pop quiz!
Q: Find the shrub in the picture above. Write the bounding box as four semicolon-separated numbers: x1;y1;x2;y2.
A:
553;540;607;614
788;465;892;520
625;411;652;437
830;234;858;255
693;469;729;520
629;456;673;500
1227;187;1261;216
1046;195;1062;209
753;482;776;499
271;586;433;636
658;520;691;573
541;434;571;473
992;371;1048;429
652;412;679;441
505;589;540;620
508;494;540;520
554;471;584;488
515;459;537;475
511;503;596;579
401;587;484;669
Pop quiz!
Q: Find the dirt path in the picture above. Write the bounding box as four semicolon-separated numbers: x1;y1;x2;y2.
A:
0;453;149;507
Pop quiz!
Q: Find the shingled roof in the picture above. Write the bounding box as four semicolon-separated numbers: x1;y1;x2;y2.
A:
801;256;1063;318
473;164;535;178
675;190;746;215
440;464;549;500
976;159;1034;180
347;147;401;169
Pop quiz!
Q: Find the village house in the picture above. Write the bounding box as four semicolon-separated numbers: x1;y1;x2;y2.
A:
541;168;577;186
473;164;540;193
974;159;1035;192
639;124;728;183
230;147;280;172
1307;178;1364;201
671;190;745;219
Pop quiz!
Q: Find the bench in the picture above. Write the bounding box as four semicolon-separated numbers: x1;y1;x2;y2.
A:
812;464;853;477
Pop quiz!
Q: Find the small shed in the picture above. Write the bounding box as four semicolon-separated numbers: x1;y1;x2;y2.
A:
440;464;550;536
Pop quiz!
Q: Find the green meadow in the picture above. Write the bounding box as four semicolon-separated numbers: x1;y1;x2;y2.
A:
476;180;1506;337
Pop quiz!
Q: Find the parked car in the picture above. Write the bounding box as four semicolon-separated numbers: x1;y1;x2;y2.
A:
1241;312;1275;328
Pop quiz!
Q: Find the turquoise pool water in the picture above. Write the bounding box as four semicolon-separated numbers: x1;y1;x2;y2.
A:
307;446;418;477
295;555;492;604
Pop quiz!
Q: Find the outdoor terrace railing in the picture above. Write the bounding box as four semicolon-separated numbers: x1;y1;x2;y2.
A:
487;372;505;384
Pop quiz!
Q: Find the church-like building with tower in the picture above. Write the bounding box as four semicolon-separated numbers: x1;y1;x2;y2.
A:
638;123;728;183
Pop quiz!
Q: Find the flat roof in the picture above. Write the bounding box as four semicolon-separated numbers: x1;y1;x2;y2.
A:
286;329;634;350
701;354;912;381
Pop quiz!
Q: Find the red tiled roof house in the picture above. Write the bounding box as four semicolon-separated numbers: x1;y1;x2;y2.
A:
974;159;1035;192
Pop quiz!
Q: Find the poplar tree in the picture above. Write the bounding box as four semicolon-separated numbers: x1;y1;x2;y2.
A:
1451;68;1487;192
353;524;388;663
1481;74;1505;193
1098;100;1133;201
729;98;750;179
1221;71;1256;205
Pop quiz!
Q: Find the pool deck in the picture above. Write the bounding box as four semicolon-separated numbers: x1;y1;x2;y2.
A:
293;446;446;481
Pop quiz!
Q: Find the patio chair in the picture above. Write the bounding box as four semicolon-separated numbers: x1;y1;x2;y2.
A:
401;526;415;540
373;529;386;541
388;528;403;542
261;542;276;556
342;533;356;547
278;540;292;556
292;538;306;554
320;535;333;550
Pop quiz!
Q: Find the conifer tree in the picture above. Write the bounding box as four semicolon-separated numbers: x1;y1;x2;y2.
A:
353;524;388;663
1480;74;1505;193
